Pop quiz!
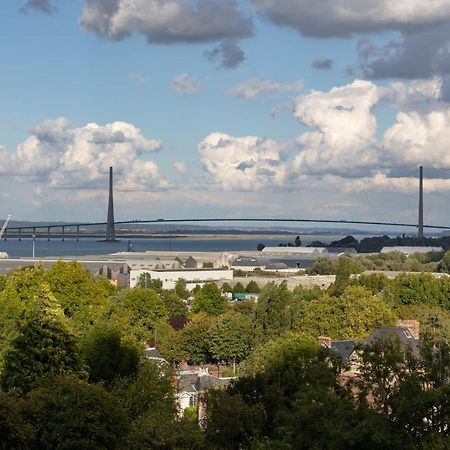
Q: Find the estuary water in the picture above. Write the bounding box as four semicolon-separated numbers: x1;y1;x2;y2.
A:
0;234;372;259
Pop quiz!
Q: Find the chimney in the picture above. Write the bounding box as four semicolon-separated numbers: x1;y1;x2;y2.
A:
318;336;332;348
396;319;420;340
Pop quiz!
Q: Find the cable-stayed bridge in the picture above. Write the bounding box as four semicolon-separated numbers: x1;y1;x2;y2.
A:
3;165;447;241
3;217;449;242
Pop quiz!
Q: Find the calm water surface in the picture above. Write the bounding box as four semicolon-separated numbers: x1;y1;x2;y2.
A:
0;234;377;258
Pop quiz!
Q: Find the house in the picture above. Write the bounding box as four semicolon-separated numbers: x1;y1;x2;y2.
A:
143;346;168;365
320;319;421;369
175;368;232;415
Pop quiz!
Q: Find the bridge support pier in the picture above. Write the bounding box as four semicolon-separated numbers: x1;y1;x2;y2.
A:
62;226;65;242
3;229;6;241
76;225;80;242
47;227;50;241
18;228;21;241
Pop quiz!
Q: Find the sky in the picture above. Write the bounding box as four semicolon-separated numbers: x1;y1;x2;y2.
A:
2;0;450;228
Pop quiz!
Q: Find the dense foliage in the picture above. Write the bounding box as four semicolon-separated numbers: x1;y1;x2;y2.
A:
0;261;449;448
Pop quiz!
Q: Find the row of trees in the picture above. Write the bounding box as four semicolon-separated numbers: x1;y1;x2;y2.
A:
310;251;450;276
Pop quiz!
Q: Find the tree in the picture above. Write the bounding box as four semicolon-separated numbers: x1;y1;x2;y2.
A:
233;282;245;294
299;286;396;340
221;282;233;293
245;280;260;293
256;243;265;251
1;287;85;397
294;235;302;247
354;272;390;295
155;321;187;364
112;288;168;341
0;392;34;450
25;376;129;450
208;313;253;370
112;360;175;421
159;290;188;318
44;261;115;318
174;279;189;299
205;390;265;449
181;313;214;364
239;331;319;376
191;283;226;316
81;324;140;384
136;273;163;291
254;282;294;342
331;255;365;295
437;250;450;273
309;256;336;275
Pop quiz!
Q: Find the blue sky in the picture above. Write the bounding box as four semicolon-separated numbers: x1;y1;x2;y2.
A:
2;0;450;228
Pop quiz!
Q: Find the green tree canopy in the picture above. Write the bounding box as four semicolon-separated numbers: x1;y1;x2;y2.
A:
233;282;245;294
25;376;129;450
254;282;294;342
208;313;253;367
309;256;336;275
44;261;115;318
245;280;260;293
191;283;226;316
437;250;450;273
180;313;214;364
159;290;188;318
221;282;233;293
0;392;34;450
81;323;140;385
1;287;85;397
174;279;189;299
299;285;396;340
112;288;168;341
136;273;163;291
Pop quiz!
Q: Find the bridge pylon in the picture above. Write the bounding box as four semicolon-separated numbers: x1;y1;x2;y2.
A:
105;167;116;242
418;165;424;239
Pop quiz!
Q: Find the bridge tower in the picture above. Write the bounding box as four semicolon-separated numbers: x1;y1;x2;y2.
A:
418;165;424;239
105;166;116;242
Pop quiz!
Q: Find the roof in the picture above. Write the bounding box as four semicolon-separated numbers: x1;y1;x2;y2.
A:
330;340;356;360
177;370;231;394
143;347;167;361
327;247;357;254
362;327;420;356
261;247;328;255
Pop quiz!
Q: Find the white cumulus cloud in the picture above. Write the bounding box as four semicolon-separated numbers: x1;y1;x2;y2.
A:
198;132;287;190
293;80;380;176
0;118;167;191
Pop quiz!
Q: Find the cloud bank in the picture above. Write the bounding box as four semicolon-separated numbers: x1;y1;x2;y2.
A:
0;118;167;191
199;79;450;195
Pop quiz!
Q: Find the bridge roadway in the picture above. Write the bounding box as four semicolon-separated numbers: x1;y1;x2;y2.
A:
2;217;450;241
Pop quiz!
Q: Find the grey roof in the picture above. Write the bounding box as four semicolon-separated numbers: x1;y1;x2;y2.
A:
177;372;231;394
362;327;420;356
327;247;357;254
330;340;356;360
144;347;165;360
